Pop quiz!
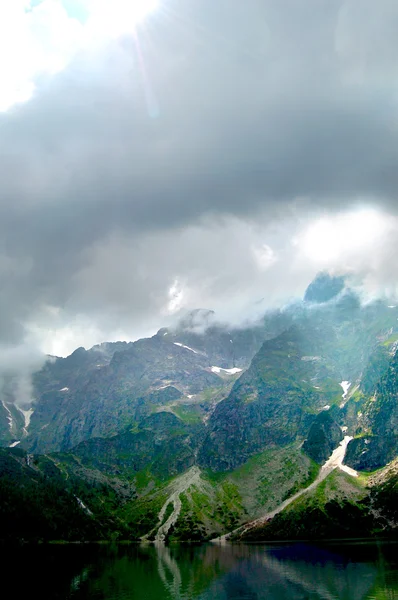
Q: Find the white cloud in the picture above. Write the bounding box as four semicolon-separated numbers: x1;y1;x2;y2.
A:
0;0;159;112
84;0;159;41
166;278;185;314
252;244;277;271
2;0;398;361
0;0;83;111
294;207;395;268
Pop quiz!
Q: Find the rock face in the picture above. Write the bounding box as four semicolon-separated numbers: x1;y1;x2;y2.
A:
11;312;290;454
198;326;341;471
24;337;226;453
2;281;396;456
304;272;345;304
197;294;398;473
73;412;202;480
303;411;343;464
345;347;398;471
345;436;388;471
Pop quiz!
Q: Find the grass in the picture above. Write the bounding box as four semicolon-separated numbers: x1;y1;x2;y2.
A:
171;404;203;425
382;333;398;347
225;443;320;515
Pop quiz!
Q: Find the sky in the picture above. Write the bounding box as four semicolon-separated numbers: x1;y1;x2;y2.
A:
1;0;398;371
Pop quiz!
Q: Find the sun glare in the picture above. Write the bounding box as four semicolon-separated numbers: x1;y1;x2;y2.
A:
298;208;389;265
88;0;159;38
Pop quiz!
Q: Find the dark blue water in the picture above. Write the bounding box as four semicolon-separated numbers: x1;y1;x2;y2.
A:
5;540;398;599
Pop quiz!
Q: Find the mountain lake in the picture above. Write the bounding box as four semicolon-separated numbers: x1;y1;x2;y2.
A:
4;539;398;599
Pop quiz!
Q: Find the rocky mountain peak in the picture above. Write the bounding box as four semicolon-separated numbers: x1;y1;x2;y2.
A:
304;272;346;304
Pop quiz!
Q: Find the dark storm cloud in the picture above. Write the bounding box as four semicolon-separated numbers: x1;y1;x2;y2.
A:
0;0;398;355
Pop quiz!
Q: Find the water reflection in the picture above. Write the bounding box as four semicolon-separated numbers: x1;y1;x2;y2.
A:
4;540;398;599
156;543;183;599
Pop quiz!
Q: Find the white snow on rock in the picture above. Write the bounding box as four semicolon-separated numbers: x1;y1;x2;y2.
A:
321;436;358;477
59;387;69;392
18;407;34;430
322;405;330;410
2;401;13;430
340;381;351;400
340;463;359;477
210;366;242;375
173;343;199;354
9;441;21;448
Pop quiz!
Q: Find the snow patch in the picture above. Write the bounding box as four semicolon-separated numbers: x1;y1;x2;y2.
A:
340;464;359;477
173;343;199;354
18;407;34;430
59;387;69;392
321;435;352;471
339;381;353;408
2;401;13;430
321;436;357;476
211;366;242;375
322;405;330;410
340;381;351;400
9;441;20;448
187;395;194;399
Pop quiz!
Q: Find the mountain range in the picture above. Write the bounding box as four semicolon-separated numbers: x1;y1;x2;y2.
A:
2;273;398;543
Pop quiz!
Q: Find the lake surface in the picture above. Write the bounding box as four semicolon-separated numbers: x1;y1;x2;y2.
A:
6;540;398;599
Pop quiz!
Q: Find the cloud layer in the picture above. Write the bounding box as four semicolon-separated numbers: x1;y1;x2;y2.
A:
1;0;398;360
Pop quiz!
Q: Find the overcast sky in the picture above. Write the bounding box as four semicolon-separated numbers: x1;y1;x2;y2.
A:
1;0;398;364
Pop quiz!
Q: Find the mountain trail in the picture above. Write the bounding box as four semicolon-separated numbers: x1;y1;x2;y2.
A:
152;466;201;543
213;436;356;543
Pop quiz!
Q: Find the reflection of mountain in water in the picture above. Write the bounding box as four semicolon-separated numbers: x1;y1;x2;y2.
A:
156;543;182;599
4;542;397;600
202;544;377;600
254;545;376;600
